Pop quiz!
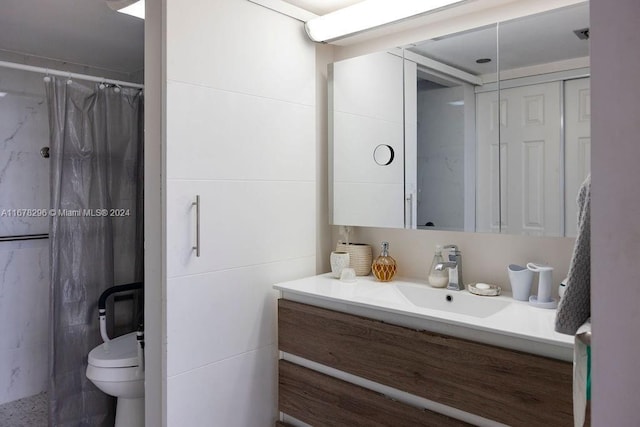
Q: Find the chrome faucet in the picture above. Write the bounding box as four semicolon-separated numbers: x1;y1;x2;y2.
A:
435;244;464;291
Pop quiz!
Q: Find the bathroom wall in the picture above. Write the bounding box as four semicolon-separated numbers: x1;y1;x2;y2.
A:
0;66;50;405
162;0;316;424
142;1;163;425
335;226;574;297
591;0;640;424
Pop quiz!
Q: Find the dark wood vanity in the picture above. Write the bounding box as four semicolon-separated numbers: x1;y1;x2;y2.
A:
277;299;573;426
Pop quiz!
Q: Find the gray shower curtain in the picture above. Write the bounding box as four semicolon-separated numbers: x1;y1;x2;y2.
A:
45;77;144;426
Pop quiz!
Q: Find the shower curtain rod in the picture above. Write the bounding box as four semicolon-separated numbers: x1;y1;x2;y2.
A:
0;60;144;89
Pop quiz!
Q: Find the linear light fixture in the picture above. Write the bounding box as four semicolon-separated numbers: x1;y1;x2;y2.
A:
106;0;145;20
305;0;466;43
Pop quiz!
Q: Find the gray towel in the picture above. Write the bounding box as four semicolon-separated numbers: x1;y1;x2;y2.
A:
556;175;591;335
555;175;591;335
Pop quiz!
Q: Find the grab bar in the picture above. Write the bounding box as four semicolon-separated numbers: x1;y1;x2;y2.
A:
0;233;49;242
98;282;144;343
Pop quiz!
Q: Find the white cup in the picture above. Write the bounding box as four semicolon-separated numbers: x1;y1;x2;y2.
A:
330;251;350;278
508;264;534;301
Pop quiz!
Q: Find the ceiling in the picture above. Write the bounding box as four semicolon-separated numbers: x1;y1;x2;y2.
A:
280;0;363;15
0;0;144;75
0;0;588;80
0;0;350;77
409;3;589;76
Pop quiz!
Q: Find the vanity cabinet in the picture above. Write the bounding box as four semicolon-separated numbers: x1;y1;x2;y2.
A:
277;299;573;426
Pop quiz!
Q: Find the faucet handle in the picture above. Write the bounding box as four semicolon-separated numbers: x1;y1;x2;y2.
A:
443;245;463;289
444;244;460;261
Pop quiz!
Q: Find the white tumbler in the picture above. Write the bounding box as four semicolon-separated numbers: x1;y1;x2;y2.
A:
330;251;350;278
508;264;534;301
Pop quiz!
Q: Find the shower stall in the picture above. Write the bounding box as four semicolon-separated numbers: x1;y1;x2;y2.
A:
0;61;144;426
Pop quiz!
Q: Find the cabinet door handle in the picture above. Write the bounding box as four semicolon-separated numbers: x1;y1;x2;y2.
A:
192;195;200;257
405;193;413;229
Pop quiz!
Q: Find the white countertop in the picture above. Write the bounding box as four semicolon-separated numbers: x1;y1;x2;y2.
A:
274;273;574;361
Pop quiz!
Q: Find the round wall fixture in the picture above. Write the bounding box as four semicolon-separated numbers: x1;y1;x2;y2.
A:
373;144;395;166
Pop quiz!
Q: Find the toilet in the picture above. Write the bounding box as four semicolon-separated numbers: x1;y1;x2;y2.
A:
86;331;144;427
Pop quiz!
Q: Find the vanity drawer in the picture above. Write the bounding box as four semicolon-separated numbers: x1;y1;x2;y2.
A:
279;359;470;426
278;299;573;426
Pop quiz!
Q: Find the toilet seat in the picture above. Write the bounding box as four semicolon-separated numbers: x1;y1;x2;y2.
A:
89;332;140;368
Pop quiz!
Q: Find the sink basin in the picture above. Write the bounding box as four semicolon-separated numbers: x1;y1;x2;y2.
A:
394;284;510;318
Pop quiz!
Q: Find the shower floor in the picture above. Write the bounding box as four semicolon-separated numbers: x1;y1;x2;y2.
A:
0;392;47;427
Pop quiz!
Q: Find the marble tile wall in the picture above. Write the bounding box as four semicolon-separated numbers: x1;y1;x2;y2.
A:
0;67;50;236
0;240;49;404
0;67;50;405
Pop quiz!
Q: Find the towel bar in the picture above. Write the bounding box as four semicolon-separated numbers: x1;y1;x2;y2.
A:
577;330;591;345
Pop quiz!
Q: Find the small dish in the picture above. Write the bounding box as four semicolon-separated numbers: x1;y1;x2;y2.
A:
467;282;501;296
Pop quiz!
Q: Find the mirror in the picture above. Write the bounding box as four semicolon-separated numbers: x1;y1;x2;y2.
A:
329;2;590;237
495;4;590;237
405;24;498;232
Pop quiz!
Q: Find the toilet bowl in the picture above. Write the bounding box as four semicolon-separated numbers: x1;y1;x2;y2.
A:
86;332;144;427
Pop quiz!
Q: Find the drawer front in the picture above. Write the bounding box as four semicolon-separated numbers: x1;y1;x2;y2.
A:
278;299;573;426
279;360;471;426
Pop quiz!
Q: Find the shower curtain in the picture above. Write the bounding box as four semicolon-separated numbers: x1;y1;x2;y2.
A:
45;77;144;426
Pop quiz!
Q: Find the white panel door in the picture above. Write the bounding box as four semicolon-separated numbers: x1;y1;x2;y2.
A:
500;81;562;236
564;77;591;237
476;81;563;235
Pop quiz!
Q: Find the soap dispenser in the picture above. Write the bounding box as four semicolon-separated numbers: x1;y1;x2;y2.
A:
372;241;397;282
428;245;448;288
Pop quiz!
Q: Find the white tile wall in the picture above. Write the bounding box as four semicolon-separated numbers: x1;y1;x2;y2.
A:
164;0;316;423
166;81;315;182
165;180;315;278
166;256;314;376
166;345;278;427
166;0;314;106
0;240;49;404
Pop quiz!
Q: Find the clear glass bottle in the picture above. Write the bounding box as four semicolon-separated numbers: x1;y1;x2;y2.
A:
428;245;449;288
372;241;397;282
